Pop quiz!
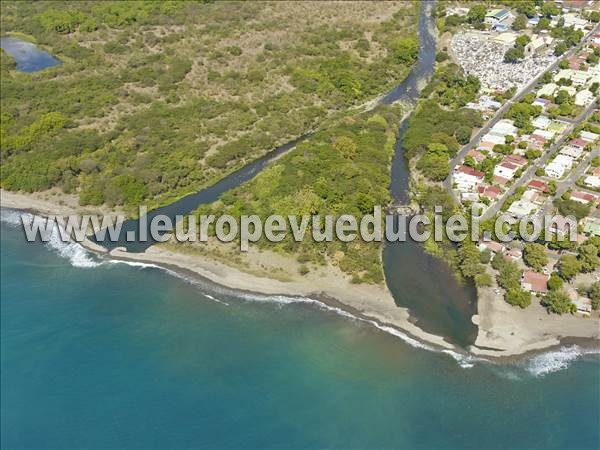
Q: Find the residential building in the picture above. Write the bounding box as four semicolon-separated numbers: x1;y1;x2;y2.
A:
494;162;519;180
569;138;587;149
580;131;599;143
532;115;551;130
532;98;551;109
584;173;600;189
478;239;505;254
507;199;537;218
537;83;558;97
466;149;486;164
485;9;510;25
559;145;584;159
570;191;598;204
490;120;518;137
545;154;574;178
521;271;549;293
575;89;594;107
478;185;502;200
454;165;485;191
528;180;549;193
583;218;600;237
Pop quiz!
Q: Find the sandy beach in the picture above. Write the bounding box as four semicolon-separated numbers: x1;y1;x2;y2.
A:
472;272;600;357
2;189;599;359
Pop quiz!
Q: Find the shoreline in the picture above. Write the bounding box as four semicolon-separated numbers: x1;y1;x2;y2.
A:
1;189;599;361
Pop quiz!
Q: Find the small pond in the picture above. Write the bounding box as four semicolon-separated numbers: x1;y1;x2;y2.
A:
1;36;61;72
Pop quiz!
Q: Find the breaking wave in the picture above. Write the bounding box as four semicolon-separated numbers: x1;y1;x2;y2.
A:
1;209;101;268
3;208;598;374
521;345;600;377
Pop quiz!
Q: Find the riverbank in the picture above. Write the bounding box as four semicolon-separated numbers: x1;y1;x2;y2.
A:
2;189;598;359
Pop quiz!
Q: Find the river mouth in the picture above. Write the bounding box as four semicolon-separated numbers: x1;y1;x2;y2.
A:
0;36;61;72
89;0;478;348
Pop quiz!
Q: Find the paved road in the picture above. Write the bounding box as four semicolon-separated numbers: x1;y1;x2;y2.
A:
444;23;600;196
480;100;598;221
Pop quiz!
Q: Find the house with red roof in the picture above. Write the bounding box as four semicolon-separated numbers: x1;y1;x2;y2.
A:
521;271;549;294
504;154;527;167
570;191;599;205
467;149;486;164
569;138;587;150
493;175;510;186
478;185;502;200
528;180;549;193
478;239;505;254
494;161;519;181
453;165;485;192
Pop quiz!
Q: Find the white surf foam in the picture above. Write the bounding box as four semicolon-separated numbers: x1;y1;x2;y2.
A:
5;209;596;374
2;209;101;268
523;345;600;377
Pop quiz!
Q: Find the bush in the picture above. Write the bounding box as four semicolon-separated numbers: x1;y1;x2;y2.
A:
547;273;564;291
506;288;532;308
542;289;575;314
523;243;548;272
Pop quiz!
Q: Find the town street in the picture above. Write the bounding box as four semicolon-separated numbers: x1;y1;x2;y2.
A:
445;22;600;197
481;99;598;221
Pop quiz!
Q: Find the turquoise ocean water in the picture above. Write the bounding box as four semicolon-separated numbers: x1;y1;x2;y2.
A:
1;211;599;449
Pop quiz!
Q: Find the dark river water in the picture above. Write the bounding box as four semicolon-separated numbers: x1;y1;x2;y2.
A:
0;36;61;72
98;1;475;347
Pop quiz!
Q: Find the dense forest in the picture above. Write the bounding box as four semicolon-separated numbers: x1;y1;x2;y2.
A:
193;106;405;283
1;1;420;213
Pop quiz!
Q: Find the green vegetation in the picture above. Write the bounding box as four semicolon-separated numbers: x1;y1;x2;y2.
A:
551;23;584;56
416;143;450;181
506;100;542;133
547;272;564;291
195;106;404;283
523;243;548;272
513;14;528;31
542;289;575;314
587;282;600;310
556;237;600;281
491;254;530;308
504;35;530;63
404;64;482;165
553;197;591;220
1;1;420;212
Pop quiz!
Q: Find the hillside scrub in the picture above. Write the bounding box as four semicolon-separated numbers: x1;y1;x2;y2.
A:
1;1;419;212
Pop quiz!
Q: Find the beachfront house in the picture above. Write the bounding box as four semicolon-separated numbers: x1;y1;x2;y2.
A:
521;271;549;294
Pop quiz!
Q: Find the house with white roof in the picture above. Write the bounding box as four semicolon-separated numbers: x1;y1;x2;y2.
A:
532;116;551;130
454;165;485;192
580;131;599;143
575;90;594;107
584;174;600;189
560;145;584;159
481;133;505;146
532;129;555;141
563;13;588;31
537;83;558;97
508;199;538;218
485;9;510;25
545;154;574;178
493;162;519;180
490;120;518;137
